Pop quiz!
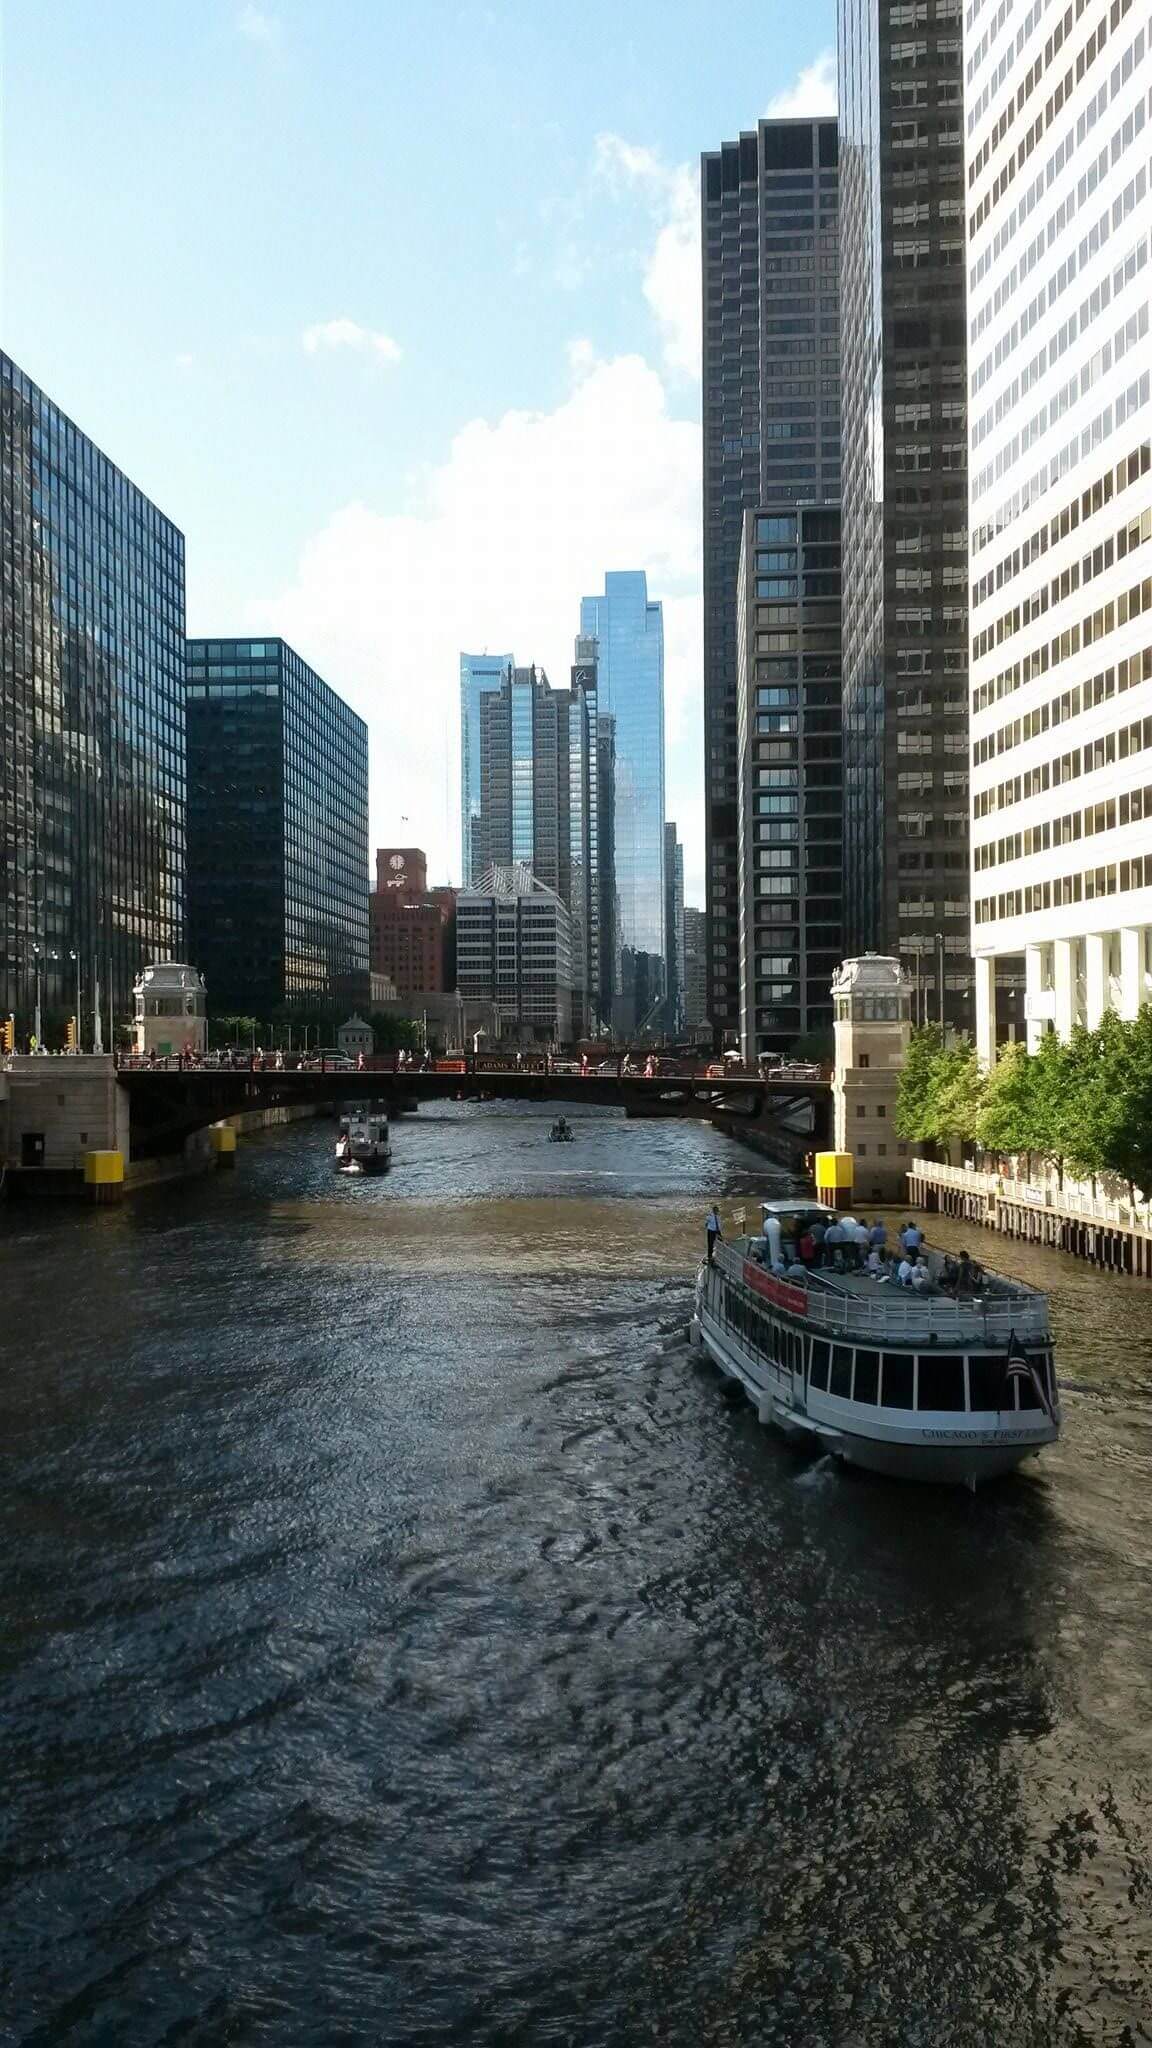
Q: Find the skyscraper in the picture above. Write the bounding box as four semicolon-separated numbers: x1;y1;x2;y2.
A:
966;0;1152;1061
682;907;710;1036
701;117;841;1042
1;351;186;1044
737;503;843;1057
664;822;685;1036
460;651;514;886
838;0;972;1027
186;637;369;1019
579;571;666;1035
469;660;601;1033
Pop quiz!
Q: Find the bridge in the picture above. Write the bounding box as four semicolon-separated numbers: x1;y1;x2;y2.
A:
119;1058;833;1160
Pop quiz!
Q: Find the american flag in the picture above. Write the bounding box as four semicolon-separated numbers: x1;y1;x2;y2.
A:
1005;1331;1057;1424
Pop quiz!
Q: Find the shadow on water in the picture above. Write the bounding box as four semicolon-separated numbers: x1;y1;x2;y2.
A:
0;1109;1150;2045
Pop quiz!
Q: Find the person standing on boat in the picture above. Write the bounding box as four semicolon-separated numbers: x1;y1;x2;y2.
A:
869;1218;887;1252
900;1220;923;1255
850;1218;870;1269
823;1216;846;1269
705;1205;723;1263
808;1216;826;1266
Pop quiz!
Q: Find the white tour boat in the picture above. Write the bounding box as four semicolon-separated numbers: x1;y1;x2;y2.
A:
334;1115;392;1175
692;1200;1060;1488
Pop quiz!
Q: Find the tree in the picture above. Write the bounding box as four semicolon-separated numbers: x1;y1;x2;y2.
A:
894;1026;945;1145
928;1036;985;1149
1086;1008;1152;1202
976;1041;1036;1164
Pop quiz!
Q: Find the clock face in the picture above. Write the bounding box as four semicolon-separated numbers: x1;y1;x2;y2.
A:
389;854;405;871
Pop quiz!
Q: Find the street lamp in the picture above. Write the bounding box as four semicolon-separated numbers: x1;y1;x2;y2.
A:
936;930;946;1034
69;948;82;1052
32;944;42;1050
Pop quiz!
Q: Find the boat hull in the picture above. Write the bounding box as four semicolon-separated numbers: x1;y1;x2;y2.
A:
691;1311;1055;1489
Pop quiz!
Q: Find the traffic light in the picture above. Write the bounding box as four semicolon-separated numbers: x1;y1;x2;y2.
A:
66;1016;78;1050
1;1016;13;1053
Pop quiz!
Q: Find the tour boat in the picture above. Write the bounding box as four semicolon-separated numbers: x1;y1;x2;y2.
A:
691;1200;1060;1488
334;1115;392;1175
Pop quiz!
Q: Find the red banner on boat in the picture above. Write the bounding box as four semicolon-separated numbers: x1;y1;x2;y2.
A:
743;1261;808;1316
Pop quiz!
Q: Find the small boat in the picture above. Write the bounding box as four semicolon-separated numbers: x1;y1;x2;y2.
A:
548;1119;574;1143
691;1199;1060;1488
335;1115;392;1175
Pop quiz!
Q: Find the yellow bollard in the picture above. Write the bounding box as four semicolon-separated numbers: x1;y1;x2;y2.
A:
209;1122;237;1167
814;1150;854;1208
84;1150;125;1204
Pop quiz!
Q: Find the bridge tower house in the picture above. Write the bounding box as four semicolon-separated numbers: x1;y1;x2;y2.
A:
831;955;912;1205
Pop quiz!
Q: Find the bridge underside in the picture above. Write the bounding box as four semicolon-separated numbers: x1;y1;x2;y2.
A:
124;1071;832;1161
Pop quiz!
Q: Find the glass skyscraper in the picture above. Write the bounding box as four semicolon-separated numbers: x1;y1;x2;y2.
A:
838;0;974;1029
578;571;665;1036
701;118;841;1042
460;651;514;885
470;659;601;1033
186;638;369;1020
0;350;186;1044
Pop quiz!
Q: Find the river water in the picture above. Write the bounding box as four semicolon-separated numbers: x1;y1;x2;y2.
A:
2;1103;1151;2046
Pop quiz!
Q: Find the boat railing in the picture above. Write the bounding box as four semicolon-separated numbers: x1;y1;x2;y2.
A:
711;1242;1050;1344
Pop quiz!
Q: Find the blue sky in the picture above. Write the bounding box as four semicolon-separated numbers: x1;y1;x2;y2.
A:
3;0;837;897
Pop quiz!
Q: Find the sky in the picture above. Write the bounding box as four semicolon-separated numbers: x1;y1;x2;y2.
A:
1;0;837;904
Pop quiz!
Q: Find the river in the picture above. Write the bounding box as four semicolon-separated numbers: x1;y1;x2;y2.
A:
2;1103;1151;2045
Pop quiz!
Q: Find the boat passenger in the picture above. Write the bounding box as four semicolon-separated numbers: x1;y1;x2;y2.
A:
865;1247;886;1278
869;1219;887;1250
910;1257;932;1292
705;1205;723;1264
798;1227;816;1267
823;1217;846;1269
808;1217;826;1265
955;1250;984;1293
900;1221;923;1254
850;1219;870;1268
897;1255;916;1287
940;1254;960;1293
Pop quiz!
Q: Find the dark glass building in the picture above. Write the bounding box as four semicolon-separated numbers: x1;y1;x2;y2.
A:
701;117;840;1042
185;638;369;1022
737;503;843;1057
0;350;186;1045
838;0;974;1028
469;658;602;1035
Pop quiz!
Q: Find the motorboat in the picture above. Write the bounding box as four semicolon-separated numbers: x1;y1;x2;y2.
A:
548;1119;574;1142
691;1199;1060;1488
334;1115;392;1175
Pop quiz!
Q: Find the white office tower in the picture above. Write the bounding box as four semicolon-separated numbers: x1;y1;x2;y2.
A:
966;0;1152;1062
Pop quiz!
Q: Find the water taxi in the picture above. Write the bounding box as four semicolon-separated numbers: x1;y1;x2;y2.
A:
692;1201;1060;1487
334;1115;392;1175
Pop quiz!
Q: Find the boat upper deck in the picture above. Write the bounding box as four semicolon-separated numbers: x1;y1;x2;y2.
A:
712;1239;1051;1345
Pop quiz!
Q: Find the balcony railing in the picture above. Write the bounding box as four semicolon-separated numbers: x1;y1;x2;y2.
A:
712;1241;1051;1344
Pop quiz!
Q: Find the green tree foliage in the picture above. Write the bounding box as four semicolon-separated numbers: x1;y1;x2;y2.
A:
976;1041;1035;1157
893;1026;945;1143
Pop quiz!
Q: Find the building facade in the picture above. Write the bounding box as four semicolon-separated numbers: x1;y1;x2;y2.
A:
664;822;685;1036
460;651;514;886
838;0;973;1028
682;906;710;1036
578;571;665;1035
186;637;369;1021
701;118;841;1042
737;503;844;1058
468;659;601;1034
1;351;186;1046
966;0;1152;1060
370;845;455;997
455;863;574;1044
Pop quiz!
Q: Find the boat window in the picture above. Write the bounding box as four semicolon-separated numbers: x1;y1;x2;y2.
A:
881;1352;915;1408
830;1345;853;1398
968;1352;1009;1413
916;1352;967;1413
809;1339;830;1391
853;1349;880;1405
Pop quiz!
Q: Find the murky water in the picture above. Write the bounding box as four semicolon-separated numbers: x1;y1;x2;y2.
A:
2;1103;1151;2045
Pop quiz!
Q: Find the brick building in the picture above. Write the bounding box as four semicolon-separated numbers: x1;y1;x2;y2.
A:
370;847;455;997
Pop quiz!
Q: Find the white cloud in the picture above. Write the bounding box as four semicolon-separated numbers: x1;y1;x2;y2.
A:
236;5;281;44
173;352;195;373
240;349;703;897
593;135;700;382
764;50;838;117
301;318;402;366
